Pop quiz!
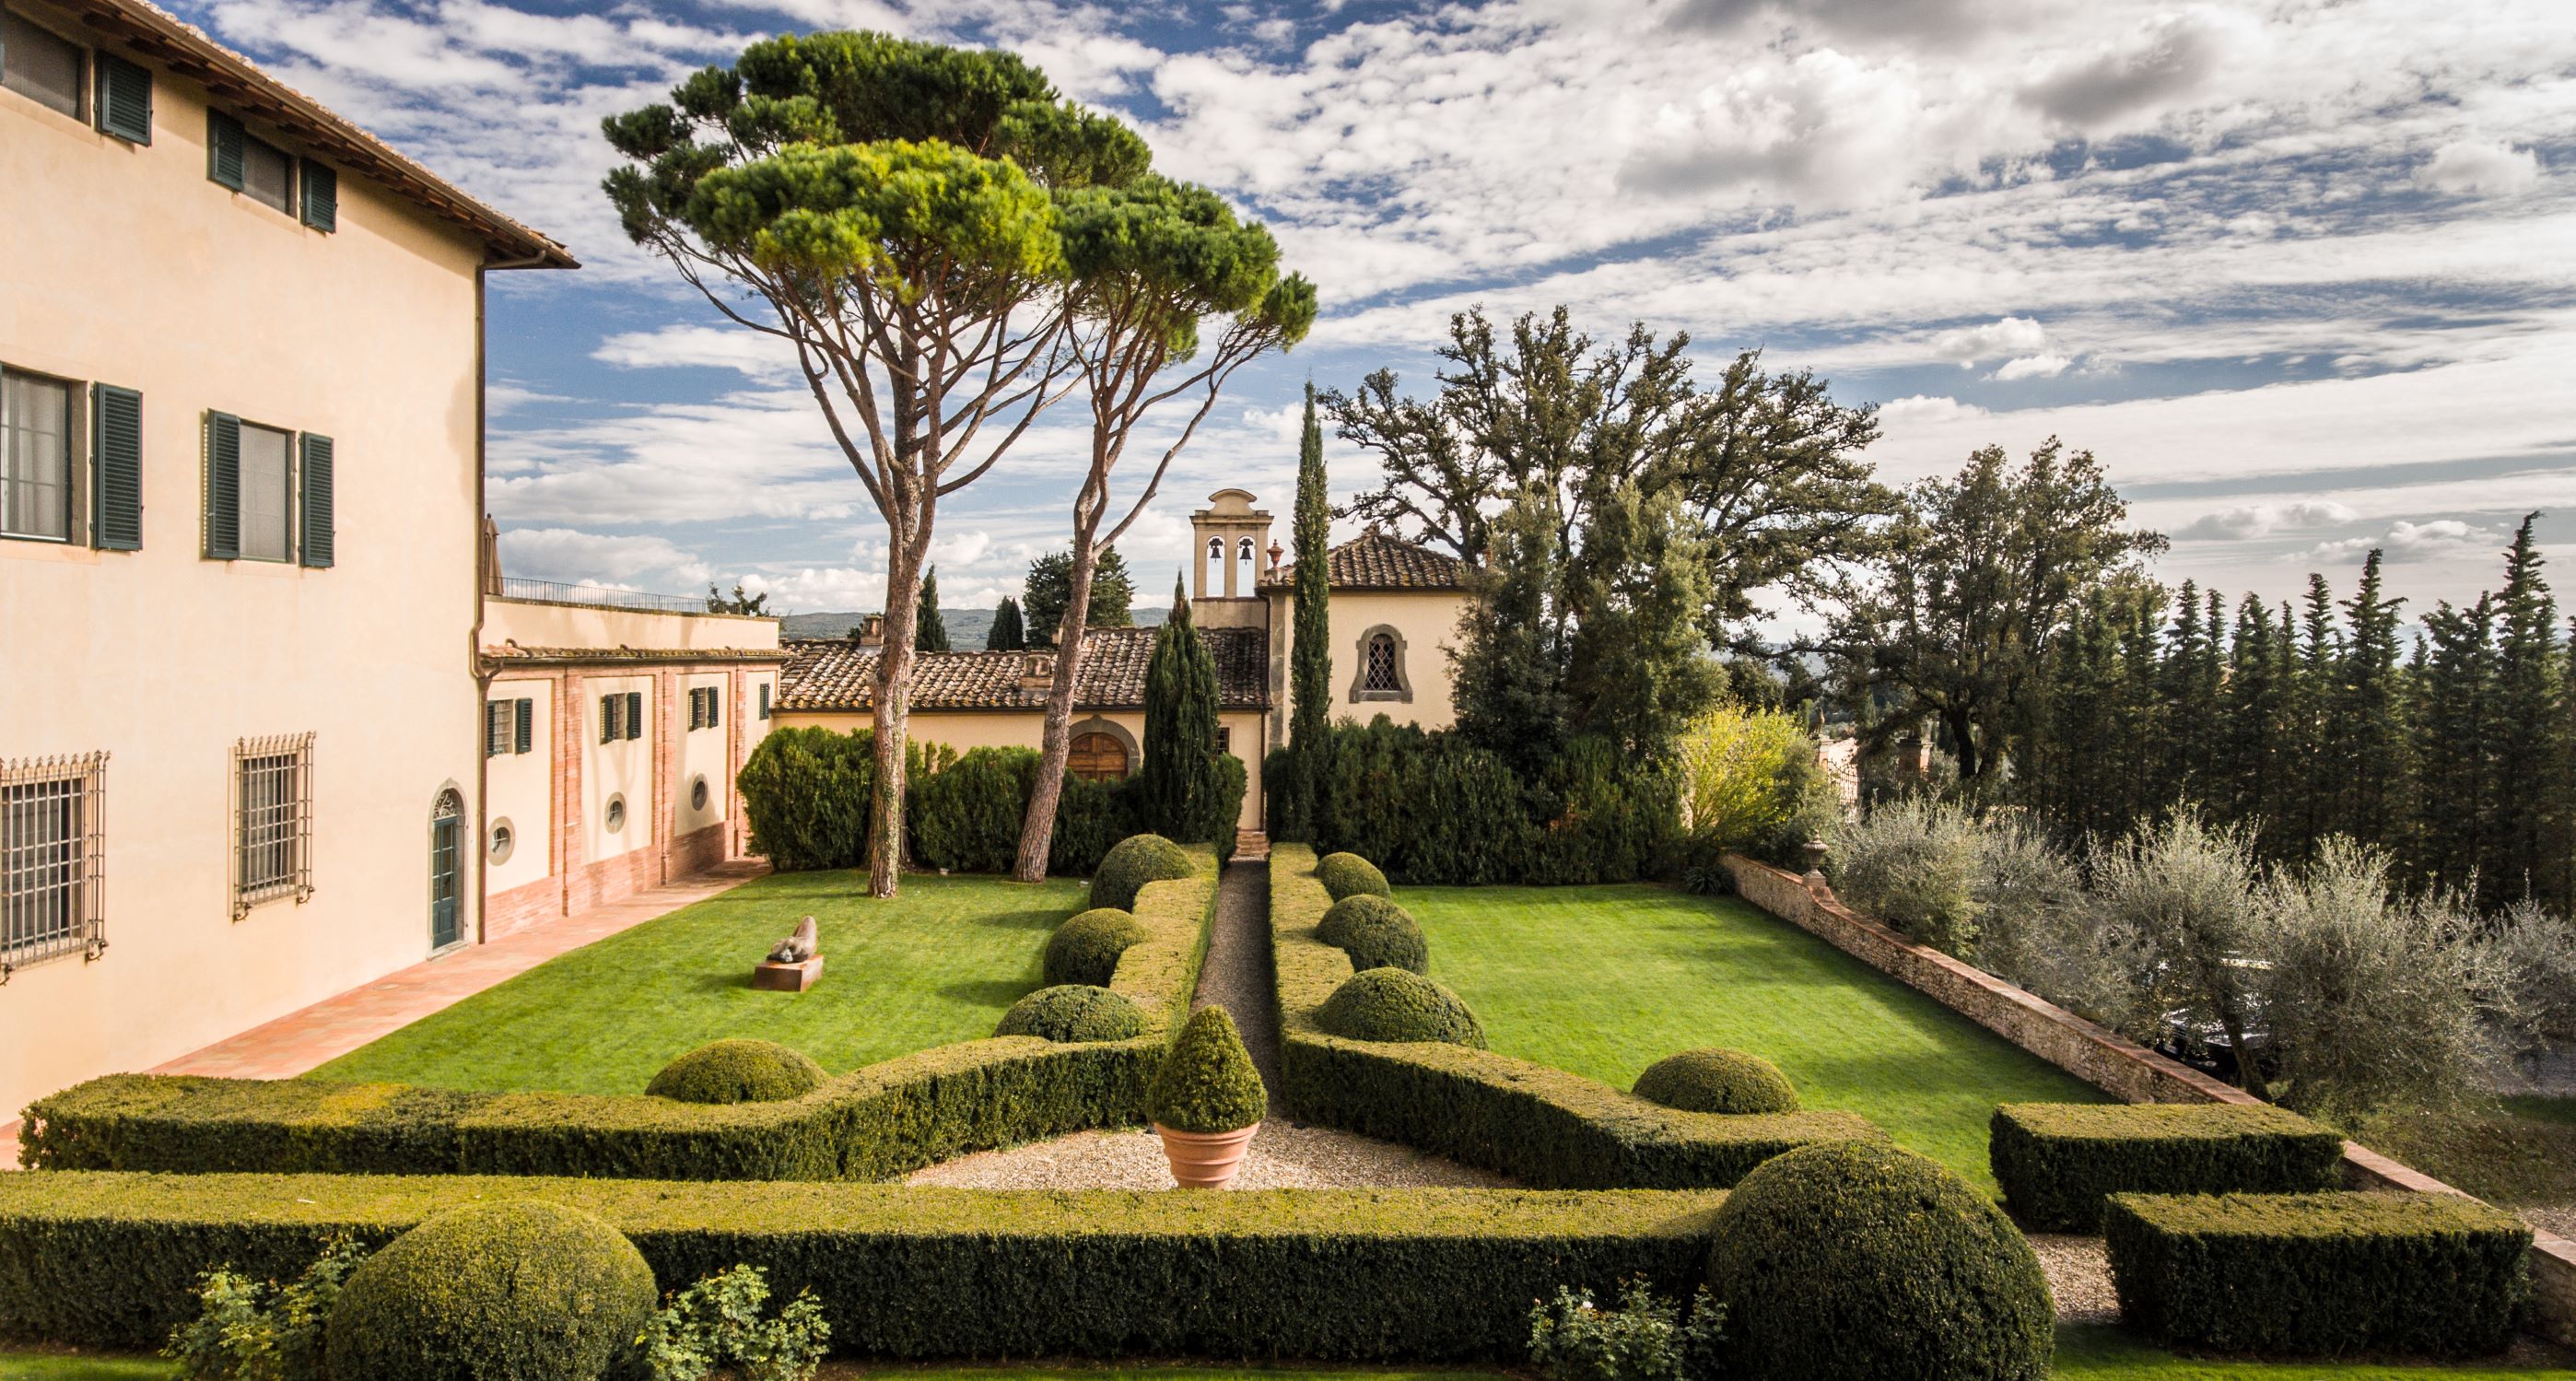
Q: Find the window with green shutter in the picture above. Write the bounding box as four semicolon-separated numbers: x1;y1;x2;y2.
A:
91;52;148;144
484;703;509;758
297;433;333;568
203;412;240;559
758;683;771;720
89;383;142;551
207;110;245;190
706;686;720;729
299;160;336;232
514;698;533;754
624;691;643;741
599;694;618;744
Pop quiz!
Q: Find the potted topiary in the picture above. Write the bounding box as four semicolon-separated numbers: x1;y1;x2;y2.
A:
1147;1006;1268;1188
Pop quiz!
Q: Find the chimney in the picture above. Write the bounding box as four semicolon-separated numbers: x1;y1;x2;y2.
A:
1896;732;1924;777
1020;651;1056;687
859;614;885;648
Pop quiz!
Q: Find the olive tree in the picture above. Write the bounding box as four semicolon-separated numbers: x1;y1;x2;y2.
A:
602;32;1147;895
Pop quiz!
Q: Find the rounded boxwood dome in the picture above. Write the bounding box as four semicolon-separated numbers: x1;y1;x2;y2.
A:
1316;895;1428;976
1315;968;1486;1047
995;984;1149;1043
1633;1047;1801;1115
645;1038;825;1105
1043;907;1152;988
324;1201;658;1381
1091;834;1195;912
1705;1141;2054;1381
1315;851;1390;901
1148;1006;1269;1133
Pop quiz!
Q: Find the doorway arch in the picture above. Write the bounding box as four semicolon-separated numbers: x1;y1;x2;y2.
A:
429;788;464;951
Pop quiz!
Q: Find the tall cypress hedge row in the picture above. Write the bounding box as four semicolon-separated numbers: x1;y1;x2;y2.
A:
742;736;1140;877
0;1173;1727;1360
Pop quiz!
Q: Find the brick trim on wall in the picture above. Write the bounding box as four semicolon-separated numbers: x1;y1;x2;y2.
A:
1718;851;2576;1344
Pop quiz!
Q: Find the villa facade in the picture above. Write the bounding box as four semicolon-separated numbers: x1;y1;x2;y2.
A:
774;489;1472;834
0;0;575;1118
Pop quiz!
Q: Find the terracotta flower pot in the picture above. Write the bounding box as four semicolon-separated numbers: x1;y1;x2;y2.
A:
1153;1121;1259;1189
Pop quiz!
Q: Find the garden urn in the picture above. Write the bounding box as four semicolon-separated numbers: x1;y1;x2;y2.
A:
1147;1006;1269;1190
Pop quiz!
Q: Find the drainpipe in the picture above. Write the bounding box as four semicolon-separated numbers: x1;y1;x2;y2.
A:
470;263;491;946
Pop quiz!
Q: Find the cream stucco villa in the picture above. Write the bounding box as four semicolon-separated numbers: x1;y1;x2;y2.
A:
775;490;1473;836
0;0;590;1119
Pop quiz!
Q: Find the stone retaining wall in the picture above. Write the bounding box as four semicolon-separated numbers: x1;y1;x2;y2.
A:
1720;851;2576;1345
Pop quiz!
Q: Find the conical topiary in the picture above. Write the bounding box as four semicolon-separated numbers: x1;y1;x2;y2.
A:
1149;1006;1268;1133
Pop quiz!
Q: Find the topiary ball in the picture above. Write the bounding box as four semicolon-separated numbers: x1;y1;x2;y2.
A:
1315;851;1390;901
1633;1047;1801;1115
1149;1006;1268;1133
1314;968;1486;1047
1091;834;1195;911
644;1038;825;1105
1043;907;1152;988
324;1200;658;1381
995;984;1149;1043
1706;1141;2054;1381
1316;895;1428;975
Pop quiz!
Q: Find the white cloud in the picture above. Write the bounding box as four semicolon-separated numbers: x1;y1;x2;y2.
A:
1994;352;2073;380
2303;519;2506;564
1876;395;1989;428
593;326;798;378
495;526;711;587
2175;501;2360;541
1930;316;2053;367
2417;139;2544;197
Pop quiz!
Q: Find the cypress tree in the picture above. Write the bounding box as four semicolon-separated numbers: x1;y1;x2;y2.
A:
915;567;951;652
2414;596;2497;898
2486;515;2560;905
986;595;1027;651
1287;382;1334;839
2218;594;2286;845
1141;577;1224;842
2333;551;2406;849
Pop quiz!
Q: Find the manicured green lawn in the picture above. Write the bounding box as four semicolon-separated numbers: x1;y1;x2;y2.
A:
2054;1325;2576;1378
310;871;1088;1096
1400;883;2108;1193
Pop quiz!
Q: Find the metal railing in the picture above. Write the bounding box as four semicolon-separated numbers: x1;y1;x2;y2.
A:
492;577;710;615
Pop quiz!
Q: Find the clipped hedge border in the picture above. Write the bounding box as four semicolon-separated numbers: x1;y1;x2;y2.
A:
21;853;1221;1181
2104;1190;2533;1358
1270;844;1880;1188
1990;1102;2347;1232
0;1171;1727;1360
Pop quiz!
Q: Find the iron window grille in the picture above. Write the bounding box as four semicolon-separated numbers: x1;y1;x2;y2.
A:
1364;634;1400;692
232;732;314;917
1;752;107;977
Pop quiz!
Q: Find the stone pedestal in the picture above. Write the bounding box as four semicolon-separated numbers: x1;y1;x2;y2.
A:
752;956;822;992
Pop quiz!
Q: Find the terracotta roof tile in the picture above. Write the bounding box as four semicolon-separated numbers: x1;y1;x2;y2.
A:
1259;531;1467;591
779;626;1269;713
482;645;788;667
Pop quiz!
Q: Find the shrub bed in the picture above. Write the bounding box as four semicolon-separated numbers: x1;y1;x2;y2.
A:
1316;895;1427;974
1316;968;1486;1047
1633;1049;1799;1116
993;986;1147;1043
1091;834;1195;912
0;1172;1727;1360
1043;907;1150;987
1989;1102;2347;1232
1317;852;1392;901
2102;1190;2532;1358
647;1039;827;1105
325;1200;657;1381
21;856;1219;1179
1269;844;1881;1188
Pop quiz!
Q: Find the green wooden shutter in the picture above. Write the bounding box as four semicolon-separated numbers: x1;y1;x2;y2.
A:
626;691;643;741
94;54;150;145
298;433;334;568
600;696;615;744
207;111;245;190
514;698;533;754
90;384;144;551
203;412;240;560
708;686;720;729
299;160;337;231
759;683;771;720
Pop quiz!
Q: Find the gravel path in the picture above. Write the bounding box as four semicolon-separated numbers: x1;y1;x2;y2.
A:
1188;858;1285;1106
2027;1235;2117;1324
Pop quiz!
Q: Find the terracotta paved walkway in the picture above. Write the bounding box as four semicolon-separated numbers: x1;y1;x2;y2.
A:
3;860;766;1166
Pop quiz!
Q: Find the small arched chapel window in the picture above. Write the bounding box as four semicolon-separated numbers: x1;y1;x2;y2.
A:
1364;633;1400;692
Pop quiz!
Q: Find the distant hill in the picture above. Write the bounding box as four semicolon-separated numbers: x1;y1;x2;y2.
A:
778;607;1165;645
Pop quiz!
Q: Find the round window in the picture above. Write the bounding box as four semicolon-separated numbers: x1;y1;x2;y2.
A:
691;776;709;811
604;793;627;835
487;818;516;865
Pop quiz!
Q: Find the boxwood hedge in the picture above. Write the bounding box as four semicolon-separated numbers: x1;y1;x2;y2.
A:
2103;1190;2533;1358
20;854;1219;1180
1269;844;1880;1188
1989;1102;2347;1232
0;1172;1727;1360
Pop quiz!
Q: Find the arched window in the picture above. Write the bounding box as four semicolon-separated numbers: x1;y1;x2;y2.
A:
1069;732;1130;781
1364;634;1399;692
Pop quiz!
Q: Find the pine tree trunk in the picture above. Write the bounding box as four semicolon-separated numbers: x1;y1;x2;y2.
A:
872;529;924;898
1014;536;1100;882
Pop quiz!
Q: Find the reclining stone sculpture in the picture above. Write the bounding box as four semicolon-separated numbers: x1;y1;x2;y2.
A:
767;916;819;965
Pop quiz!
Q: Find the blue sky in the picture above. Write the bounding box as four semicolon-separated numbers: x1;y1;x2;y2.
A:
166;0;2576;628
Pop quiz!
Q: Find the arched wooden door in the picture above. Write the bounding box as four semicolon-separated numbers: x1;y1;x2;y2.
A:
428;790;463;950
1069;732;1130;781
